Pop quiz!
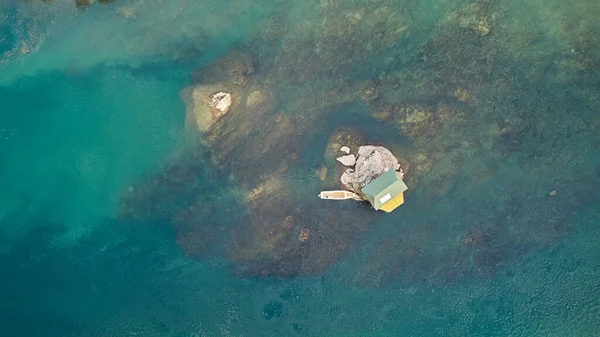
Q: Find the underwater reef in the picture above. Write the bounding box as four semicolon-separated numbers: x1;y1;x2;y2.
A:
119;0;600;285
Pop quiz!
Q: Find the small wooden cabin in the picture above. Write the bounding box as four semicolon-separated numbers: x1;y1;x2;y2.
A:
360;169;408;212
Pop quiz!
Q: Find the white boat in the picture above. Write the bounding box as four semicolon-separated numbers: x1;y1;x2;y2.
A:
318;190;361;200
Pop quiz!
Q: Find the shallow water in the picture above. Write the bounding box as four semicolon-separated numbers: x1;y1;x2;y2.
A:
1;0;600;336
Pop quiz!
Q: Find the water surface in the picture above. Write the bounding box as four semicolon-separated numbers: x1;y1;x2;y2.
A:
1;0;599;336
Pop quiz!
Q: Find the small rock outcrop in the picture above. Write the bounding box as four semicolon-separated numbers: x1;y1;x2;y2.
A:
210;92;233;114
180;84;238;133
340;145;401;196
340;146;350;154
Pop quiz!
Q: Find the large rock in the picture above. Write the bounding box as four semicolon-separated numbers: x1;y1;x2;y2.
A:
336;154;356;166
340;145;401;196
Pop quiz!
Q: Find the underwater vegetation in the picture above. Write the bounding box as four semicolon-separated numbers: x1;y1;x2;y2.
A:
118;0;600;286
30;0;115;9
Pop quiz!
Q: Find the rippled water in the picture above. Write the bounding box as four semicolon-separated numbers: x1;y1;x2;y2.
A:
1;0;599;336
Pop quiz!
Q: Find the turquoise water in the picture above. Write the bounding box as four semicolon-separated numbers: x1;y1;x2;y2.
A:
2;0;600;336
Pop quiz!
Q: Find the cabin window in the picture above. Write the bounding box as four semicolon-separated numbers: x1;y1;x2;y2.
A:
379;193;392;204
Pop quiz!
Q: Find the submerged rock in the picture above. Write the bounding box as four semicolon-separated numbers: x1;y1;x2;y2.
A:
340;146;401;196
454;87;470;102
448;2;493;37
75;0;92;8
360;80;378;101
246;90;265;108
298;228;310;243
325;127;364;160
317;165;328;181
224;52;255;87
244;87;276;112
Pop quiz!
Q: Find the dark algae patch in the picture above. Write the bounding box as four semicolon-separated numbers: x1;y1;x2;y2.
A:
262;301;284;320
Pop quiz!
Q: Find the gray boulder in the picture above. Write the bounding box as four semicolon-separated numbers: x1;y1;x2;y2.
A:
340;146;400;196
336;154;356;167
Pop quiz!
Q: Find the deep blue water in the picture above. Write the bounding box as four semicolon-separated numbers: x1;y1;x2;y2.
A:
1;0;600;336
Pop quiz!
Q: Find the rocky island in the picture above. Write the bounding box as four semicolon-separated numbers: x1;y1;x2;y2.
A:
322;145;409;213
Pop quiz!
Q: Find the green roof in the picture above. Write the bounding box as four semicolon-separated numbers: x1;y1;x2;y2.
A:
361;169;408;210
